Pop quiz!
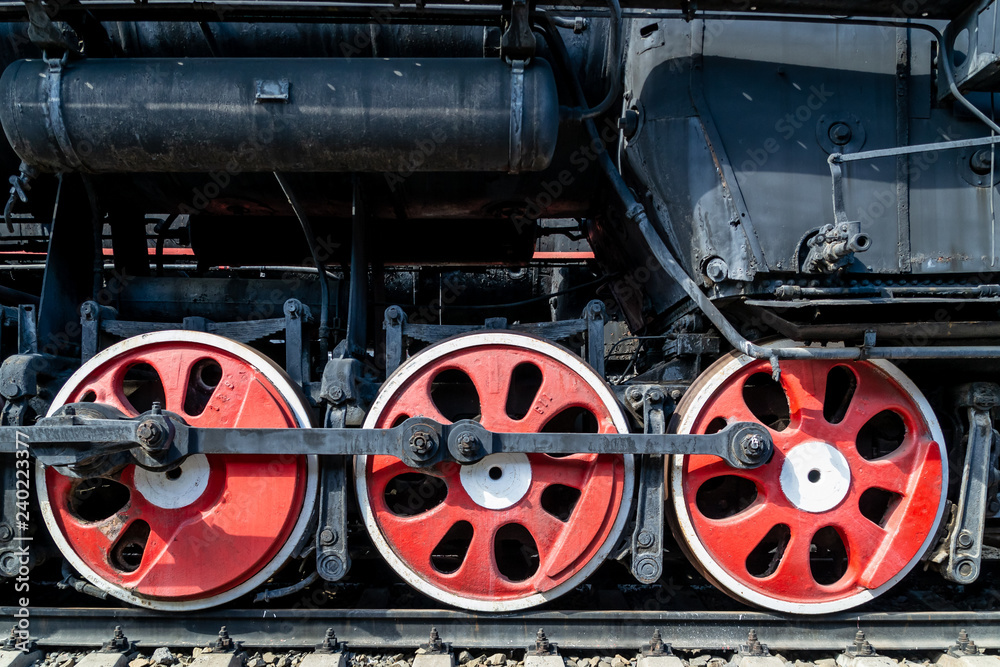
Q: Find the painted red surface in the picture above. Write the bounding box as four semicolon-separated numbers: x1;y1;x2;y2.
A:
680;359;944;605
46;341;307;600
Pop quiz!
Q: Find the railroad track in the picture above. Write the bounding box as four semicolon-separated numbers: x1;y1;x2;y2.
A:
3;607;1000;651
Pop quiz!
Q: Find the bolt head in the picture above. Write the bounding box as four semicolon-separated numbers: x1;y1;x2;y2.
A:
136;420;164;450
958;560;976;578
457;432;479;456
704;257;728;283
636;530;654;547
0;552;17;576
0;524;12;542
958;530;974;548
409;430;434;456
971;149;994;175
742;433;765;456
647;388;664;403
636;557;660;580
318;553;344;579
828;122;853;145
627;387;643;402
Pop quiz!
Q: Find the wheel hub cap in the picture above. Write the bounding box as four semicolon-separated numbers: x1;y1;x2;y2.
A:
460;453;532;510
779;442;851;513
132;454;211;510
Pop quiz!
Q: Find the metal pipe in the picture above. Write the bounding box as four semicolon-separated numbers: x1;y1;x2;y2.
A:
775;284;1000;300
0;57;559;174
252;571;319;603
274;172;330;358
346;176;368;359
554;0;621;122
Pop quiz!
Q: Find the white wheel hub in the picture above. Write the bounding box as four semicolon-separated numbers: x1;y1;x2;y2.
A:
133;454;211;510
778;441;851;513
459;453;531;510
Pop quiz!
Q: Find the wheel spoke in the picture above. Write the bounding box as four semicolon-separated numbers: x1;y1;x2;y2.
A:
453;353;520;430
87;383;136;417
682;456;777;495
768;528;816;588
851;457;913;496
782;361;829;429
692;501;794;567
511;363;608;433
527;454;596;490
381;376;451;426
143;352;199;415
831;507;888;564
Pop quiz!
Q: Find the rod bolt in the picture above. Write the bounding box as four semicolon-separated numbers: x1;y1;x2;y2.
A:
409;430;434;456
136;420;165;451
457;433;478;457
741;432;766;458
647;388;664;403
0;524;11;542
636;530;654;547
957;530;974;548
320;528;337;545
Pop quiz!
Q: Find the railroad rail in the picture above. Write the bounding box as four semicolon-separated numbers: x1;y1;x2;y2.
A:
3;608;1000;651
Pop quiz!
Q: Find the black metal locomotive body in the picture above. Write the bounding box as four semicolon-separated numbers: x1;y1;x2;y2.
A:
0;0;998;623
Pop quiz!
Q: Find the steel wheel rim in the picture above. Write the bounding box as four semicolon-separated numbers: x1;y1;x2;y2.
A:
669;345;947;614
356;331;634;612
37;330;318;611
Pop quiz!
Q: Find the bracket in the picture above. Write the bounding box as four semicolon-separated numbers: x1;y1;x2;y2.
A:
943;382;999;583
582;300;606;377
500;0;536;61
283;298;313;387
631;388;665;584
316;456;351;582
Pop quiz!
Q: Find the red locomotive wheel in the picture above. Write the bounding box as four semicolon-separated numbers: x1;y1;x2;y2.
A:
669;348;947;613
38;331;317;610
356;332;634;611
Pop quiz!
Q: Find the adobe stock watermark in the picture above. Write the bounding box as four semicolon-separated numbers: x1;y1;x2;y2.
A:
9;429;33;652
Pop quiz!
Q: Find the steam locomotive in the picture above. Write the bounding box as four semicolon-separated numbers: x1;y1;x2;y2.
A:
0;0;997;617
